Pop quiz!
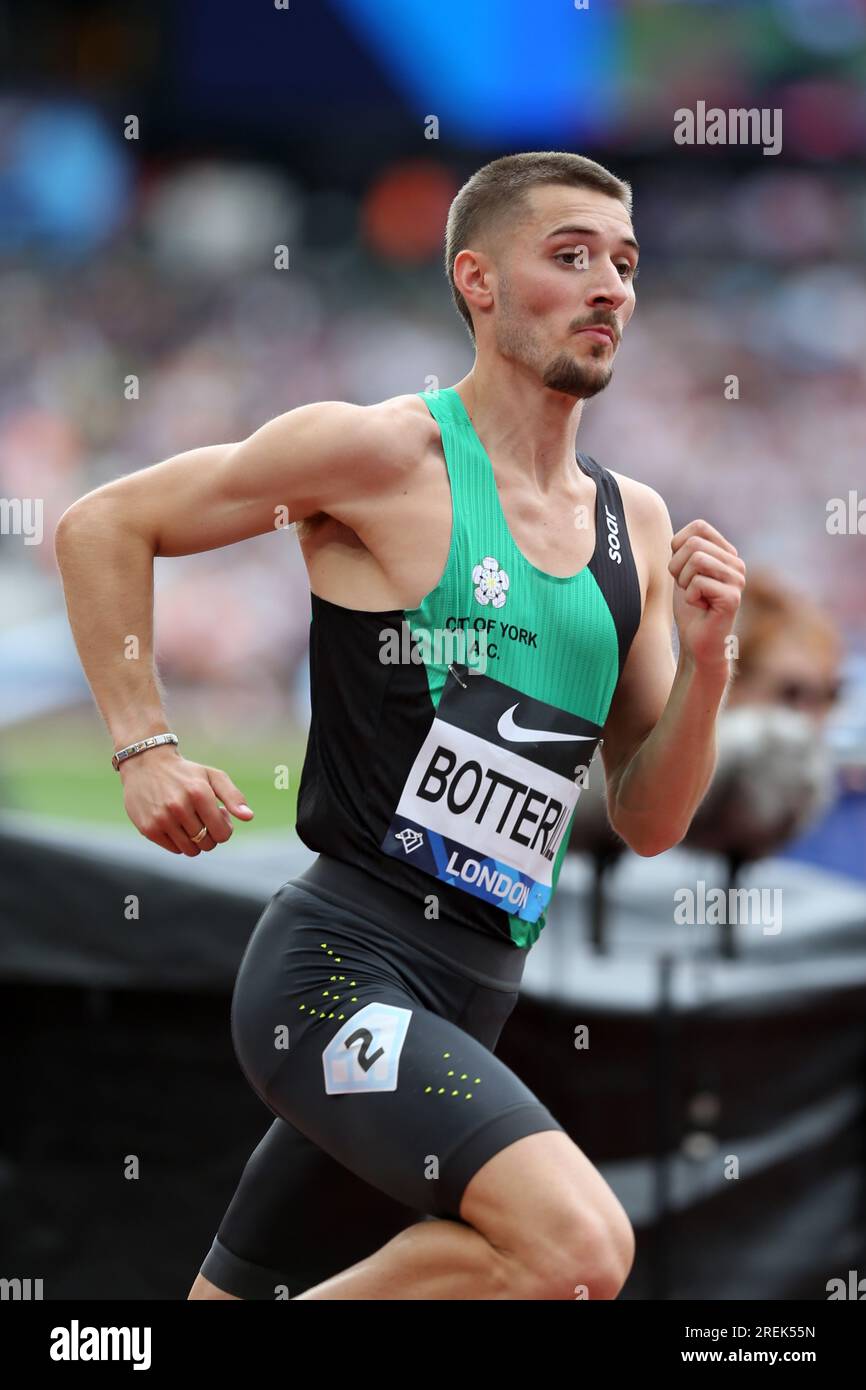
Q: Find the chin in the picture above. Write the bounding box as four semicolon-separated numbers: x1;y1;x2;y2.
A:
542;356;613;399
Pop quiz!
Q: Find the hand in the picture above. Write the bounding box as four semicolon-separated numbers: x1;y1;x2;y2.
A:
119;745;254;855
669;519;746;670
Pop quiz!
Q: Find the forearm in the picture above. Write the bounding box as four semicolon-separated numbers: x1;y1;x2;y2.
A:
612;651;731;856
54;499;171;751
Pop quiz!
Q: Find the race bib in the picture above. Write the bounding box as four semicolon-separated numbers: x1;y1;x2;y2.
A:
381;663;603;922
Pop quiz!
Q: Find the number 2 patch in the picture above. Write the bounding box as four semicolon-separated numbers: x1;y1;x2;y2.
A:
322;1002;413;1095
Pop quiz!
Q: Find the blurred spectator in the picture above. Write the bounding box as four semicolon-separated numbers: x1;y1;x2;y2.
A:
729;568;845;729
713;569;866;883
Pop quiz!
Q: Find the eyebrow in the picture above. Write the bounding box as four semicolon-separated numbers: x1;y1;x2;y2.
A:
544;224;640;255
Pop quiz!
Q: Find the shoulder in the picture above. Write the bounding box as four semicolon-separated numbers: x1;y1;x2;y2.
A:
604;472;673;604
304;393;438;480
287;392;437;491
607;469;673;540
361;392;441;461
286;393;433;459
369;394;444;475
292;392;438;540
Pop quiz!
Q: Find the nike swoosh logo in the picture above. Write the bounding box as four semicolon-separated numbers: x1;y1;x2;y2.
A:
497;704;598;744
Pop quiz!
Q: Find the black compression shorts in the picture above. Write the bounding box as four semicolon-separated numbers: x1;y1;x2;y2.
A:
199;855;566;1299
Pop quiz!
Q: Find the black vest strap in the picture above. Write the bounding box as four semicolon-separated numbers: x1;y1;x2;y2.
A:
577;452;643;683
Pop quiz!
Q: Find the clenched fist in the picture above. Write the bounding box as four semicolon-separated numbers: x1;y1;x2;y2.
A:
669;519;746;670
119;743;254;855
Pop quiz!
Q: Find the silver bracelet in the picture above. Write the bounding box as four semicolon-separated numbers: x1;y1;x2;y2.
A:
112;732;179;771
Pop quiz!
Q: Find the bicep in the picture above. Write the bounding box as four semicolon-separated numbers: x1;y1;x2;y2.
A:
68;401;400;558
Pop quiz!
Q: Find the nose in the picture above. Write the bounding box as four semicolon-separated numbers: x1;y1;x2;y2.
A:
585;261;630;314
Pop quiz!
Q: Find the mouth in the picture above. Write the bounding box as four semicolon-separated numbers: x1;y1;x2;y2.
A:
576;326;616;346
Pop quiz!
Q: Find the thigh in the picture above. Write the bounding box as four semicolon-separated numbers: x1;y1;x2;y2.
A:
231;881;566;1219
271;999;566;1218
201;1116;420;1299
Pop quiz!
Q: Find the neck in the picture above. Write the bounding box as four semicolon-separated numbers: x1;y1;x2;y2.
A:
452;359;586;493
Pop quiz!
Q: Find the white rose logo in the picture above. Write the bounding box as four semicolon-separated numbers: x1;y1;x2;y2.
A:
472;556;510;608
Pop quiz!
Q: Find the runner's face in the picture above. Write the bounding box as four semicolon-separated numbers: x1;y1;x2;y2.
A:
494;185;638;399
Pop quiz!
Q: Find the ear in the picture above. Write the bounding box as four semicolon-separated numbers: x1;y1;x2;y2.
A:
454;247;494;317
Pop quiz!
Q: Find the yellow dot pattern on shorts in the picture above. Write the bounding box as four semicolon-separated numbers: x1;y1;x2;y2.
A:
422;1052;480;1100
298;948;351;1024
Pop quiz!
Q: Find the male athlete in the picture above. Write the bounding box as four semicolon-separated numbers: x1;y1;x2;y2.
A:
55;152;746;1300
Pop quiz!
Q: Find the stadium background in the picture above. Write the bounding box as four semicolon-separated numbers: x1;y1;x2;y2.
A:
2;0;866;1301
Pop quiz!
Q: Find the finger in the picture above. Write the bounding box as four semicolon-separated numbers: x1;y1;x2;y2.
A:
684;574;742;611
674;549;744;590
671;520;739;558
190;787;233;845
146;829;182;855
669;537;745;581
152;818;200;855
170;826;206;855
207;768;254;820
165;800;210;855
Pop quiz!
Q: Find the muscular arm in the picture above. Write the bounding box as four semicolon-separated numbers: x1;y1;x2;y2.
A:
599;485;732;857
54;400;404;751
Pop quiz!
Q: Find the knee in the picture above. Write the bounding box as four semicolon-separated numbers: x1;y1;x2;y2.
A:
507;1203;635;1301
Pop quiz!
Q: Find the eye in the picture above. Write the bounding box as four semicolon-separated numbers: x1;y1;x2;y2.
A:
555;251;582;267
617;262;636;280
